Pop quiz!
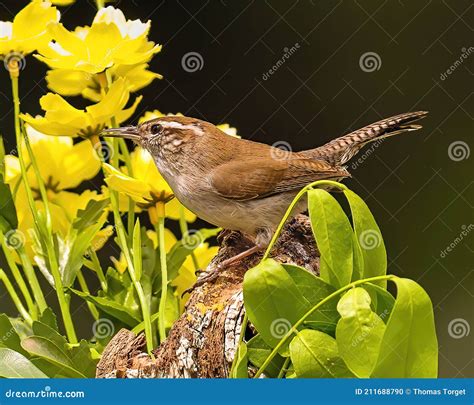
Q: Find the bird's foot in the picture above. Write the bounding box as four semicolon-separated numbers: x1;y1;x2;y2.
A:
181;244;263;297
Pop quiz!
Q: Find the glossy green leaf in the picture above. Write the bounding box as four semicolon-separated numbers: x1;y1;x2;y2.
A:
283;264;339;334
363;283;395;321
243;259;311;353
230;342;248;378
21;336;86;378
289;329;354;378
32;321;67;349
371;278;438;377
307;189;353;288
70;289;141;327
72;198;110;231
344;189;387;287
335;288;386;377
246;334;285;378
0;314;26;355
0;348;48;378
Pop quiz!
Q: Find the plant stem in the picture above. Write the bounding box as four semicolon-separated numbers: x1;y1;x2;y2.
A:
76;269;99;320
262;180;348;260
10;72;74;339
0;233;36;319
253;274;395;378
88;249;107;292
95;0;105;9
17;247;47;313
110;192;154;355
277;357;291;379
0;269;32;324
178;205;199;270
156;202;168;342
229;312;248;376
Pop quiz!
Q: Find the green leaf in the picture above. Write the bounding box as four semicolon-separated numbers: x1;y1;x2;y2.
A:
230;342;248;378
363;283;395;321
246;334;285;378
243;259;311;353
0;314;26;355
21;336;86;378
289;329;354;378
70;289;141;327
351;233;364;281
30;358;70;378
69;340;97;378
344;189;387;287
283;264;339;334
32;321;70;351
0;348;48;378
307;189;353;288
72;198;110;231
0;175;18;232
371;278;438;377
335;288;386;377
39;308;59;332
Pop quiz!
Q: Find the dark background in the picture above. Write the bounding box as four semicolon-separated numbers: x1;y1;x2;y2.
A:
0;0;472;377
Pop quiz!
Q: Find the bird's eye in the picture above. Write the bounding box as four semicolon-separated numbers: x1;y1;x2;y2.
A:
150;124;163;135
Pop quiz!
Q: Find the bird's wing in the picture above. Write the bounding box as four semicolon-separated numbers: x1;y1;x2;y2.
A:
209;157;349;201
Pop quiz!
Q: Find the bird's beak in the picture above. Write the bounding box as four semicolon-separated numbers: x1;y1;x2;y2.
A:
101;126;140;141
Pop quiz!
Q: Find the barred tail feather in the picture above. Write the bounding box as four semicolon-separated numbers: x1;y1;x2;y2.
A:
301;111;428;166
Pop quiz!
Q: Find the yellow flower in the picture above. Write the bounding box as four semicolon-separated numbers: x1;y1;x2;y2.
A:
103;147;196;222
0;1;59;56
51;0;75;5
139;110;239;137
46;63;161;102
4;127;108;258
5;125;100;191
35;6;161;74
20;78;141;138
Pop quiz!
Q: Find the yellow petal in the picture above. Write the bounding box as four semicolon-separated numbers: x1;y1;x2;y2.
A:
61;140;101;189
46;69;91;96
103;163;152;203
165;198;196;223
87;78;129;122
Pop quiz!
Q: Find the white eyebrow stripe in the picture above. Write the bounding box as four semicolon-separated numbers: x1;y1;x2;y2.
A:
160;121;204;135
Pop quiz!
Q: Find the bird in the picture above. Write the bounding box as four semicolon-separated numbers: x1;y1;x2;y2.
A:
102;110;428;288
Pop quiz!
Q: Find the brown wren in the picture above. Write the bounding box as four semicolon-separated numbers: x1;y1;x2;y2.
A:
102;111;428;287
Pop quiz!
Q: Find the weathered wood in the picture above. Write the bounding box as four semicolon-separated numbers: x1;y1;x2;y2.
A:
96;214;319;378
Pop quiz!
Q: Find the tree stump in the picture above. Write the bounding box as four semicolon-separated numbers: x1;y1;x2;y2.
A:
96;214;320;378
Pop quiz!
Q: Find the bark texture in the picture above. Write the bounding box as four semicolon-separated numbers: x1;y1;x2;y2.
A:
96;214;319;378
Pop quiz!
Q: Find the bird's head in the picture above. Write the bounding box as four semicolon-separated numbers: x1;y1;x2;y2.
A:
101;116;217;158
